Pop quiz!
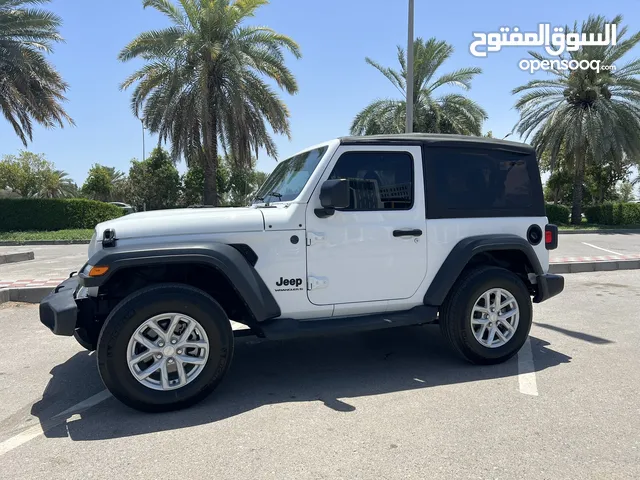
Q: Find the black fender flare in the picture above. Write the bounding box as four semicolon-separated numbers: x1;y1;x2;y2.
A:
423;234;543;307
79;242;281;322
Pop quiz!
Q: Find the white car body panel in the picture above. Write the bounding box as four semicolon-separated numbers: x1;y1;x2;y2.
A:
305;144;428;306
94;207;265;242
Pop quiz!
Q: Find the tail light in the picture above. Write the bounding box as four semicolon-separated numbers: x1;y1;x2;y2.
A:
545;224;558;250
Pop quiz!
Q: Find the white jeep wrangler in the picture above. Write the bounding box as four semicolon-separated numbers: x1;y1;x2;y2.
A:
40;133;564;412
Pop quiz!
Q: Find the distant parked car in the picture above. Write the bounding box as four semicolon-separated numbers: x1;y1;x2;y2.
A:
0;189;21;199
108;202;136;215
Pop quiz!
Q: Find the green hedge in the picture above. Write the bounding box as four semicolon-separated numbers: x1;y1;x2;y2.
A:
584;203;640;225
546;204;570;224
0;198;123;231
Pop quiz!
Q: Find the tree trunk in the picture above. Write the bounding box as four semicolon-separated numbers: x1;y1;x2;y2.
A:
202;119;218;206
570;152;585;225
202;77;218;207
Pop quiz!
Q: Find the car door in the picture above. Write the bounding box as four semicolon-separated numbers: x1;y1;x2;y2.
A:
305;145;427;306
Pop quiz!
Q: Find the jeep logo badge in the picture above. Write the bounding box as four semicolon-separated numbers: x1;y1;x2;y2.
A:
276;277;303;287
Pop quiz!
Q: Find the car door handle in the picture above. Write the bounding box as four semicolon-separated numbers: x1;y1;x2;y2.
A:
393;229;423;237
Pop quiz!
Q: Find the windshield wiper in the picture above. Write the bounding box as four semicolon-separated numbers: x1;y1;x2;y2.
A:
253;192;281;207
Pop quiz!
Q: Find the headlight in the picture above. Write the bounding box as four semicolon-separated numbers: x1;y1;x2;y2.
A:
80;263;110;277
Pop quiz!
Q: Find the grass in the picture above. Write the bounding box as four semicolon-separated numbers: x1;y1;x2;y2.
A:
1;222;639;242
555;216;640;230
0;229;94;241
558;223;640;231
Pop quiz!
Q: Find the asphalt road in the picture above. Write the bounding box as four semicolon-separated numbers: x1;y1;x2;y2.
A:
553;232;640;259
0;245;87;280
0;270;639;479
2;234;640;283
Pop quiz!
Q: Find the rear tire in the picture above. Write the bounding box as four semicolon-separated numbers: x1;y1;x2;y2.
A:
439;266;532;365
97;283;234;412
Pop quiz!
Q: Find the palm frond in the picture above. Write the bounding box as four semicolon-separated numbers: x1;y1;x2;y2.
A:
352;36;485;136
0;0;73;145
120;0;299;204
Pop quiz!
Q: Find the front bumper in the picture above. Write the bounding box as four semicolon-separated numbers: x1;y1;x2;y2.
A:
39;276;80;336
533;273;565;303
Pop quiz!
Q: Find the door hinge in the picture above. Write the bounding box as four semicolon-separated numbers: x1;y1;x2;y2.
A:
307;276;329;290
306;232;325;246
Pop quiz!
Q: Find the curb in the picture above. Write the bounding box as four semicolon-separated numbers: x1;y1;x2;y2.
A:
0;231;638;243
0;286;53;304
0;251;34;265
549;259;640;274
0;240;90;246
3;259;640;306
559;229;640;235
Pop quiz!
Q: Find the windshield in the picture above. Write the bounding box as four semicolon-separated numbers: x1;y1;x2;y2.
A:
253;146;329;204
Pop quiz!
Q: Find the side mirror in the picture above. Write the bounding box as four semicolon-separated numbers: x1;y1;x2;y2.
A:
316;179;350;218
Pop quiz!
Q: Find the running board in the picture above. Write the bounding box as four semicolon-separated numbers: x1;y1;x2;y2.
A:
259;305;438;340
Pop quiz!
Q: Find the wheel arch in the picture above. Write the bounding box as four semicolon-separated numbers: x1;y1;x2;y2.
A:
424;234;543;307
79;242;281;328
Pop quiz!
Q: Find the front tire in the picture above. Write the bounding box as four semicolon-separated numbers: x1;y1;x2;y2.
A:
73;328;98;351
440;266;532;365
97;283;234;412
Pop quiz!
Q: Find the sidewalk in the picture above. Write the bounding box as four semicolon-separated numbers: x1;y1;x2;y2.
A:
1;241;640;299
551;253;640;263
0;278;67;289
2;256;639;289
0;245;87;282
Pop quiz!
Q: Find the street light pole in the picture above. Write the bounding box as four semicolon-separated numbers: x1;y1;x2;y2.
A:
405;0;415;134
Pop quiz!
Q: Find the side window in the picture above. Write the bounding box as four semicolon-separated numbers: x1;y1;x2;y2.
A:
327;151;414;211
427;146;535;217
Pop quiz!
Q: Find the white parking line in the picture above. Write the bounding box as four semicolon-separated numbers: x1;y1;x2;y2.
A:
517;337;539;396
0;390;111;457
0;425;46;457
582;242;623;256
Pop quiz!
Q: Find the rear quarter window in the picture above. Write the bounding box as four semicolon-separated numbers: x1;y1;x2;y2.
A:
425;146;545;219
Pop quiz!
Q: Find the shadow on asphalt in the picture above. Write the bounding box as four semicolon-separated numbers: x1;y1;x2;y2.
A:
32;325;572;441
533;322;614;345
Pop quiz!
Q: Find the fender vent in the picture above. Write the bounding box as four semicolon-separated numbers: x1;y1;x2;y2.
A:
230;244;258;266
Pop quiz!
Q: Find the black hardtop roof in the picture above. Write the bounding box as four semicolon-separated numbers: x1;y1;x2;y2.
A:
339;133;535;154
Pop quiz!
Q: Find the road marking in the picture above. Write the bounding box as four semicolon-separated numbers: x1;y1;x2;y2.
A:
517;338;539;396
581;242;623;256
0;390;111;457
0;425;45;457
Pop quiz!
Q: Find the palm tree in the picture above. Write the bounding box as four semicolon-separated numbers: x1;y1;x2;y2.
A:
37;169;76;198
119;0;301;206
512;15;640;224
0;0;74;146
351;37;487;136
81;164;127;201
103;166;126;187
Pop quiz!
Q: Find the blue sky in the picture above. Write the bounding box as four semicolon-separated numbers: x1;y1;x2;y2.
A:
1;0;639;186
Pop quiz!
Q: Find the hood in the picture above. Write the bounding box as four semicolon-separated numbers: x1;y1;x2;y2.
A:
95;207;265;241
